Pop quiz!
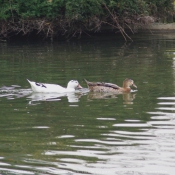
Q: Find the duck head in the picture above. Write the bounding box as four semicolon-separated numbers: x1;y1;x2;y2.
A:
123;78;137;89
67;80;83;89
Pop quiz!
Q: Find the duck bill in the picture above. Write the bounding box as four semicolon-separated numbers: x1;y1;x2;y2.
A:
132;83;137;89
77;84;83;89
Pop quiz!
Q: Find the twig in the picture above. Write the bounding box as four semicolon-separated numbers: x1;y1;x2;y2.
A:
103;3;133;41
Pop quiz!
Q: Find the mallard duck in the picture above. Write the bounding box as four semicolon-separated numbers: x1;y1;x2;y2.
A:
27;79;82;93
85;78;137;93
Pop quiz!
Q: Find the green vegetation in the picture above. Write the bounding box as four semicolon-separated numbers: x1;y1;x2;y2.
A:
0;0;174;40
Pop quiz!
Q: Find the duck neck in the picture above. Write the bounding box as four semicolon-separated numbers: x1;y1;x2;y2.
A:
66;86;75;92
123;82;129;89
122;82;131;92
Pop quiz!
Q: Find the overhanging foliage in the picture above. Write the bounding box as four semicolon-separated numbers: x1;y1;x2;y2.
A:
0;0;174;40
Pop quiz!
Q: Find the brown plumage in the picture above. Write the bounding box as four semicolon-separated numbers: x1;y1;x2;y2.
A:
85;78;137;93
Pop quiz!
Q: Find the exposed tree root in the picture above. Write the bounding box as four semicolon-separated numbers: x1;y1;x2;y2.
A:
0;5;155;41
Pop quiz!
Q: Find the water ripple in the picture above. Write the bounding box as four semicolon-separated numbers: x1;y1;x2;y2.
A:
113;123;151;127
75;139;128;146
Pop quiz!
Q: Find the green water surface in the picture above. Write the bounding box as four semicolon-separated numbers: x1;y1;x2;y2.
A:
0;34;175;175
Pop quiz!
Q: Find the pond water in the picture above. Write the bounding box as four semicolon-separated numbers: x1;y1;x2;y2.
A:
0;33;175;175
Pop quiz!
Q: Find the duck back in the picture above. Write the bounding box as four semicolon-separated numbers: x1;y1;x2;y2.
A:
27;79;66;93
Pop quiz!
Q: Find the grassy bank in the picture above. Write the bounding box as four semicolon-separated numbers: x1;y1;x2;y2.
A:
0;0;174;40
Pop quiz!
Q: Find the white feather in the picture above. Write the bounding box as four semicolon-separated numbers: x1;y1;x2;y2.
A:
27;79;82;93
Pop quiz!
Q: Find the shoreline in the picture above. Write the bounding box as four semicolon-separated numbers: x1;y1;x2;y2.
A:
139;23;175;31
1;23;175;41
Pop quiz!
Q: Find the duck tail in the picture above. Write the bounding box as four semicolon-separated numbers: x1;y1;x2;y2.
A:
84;79;89;84
27;79;35;86
84;79;93;88
27;79;36;92
27;79;33;85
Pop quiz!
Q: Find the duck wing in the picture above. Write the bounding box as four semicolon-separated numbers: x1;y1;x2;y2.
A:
27;79;66;93
84;79;121;90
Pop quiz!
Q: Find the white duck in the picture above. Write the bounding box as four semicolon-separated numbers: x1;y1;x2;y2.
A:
27;79;82;93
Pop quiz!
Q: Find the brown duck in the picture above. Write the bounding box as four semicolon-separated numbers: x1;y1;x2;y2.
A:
85;78;137;93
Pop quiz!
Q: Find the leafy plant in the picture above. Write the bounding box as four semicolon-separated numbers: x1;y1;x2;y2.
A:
0;0;174;40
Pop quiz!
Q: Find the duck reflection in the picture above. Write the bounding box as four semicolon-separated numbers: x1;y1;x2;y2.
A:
27;92;82;104
87;91;136;104
123;93;136;104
